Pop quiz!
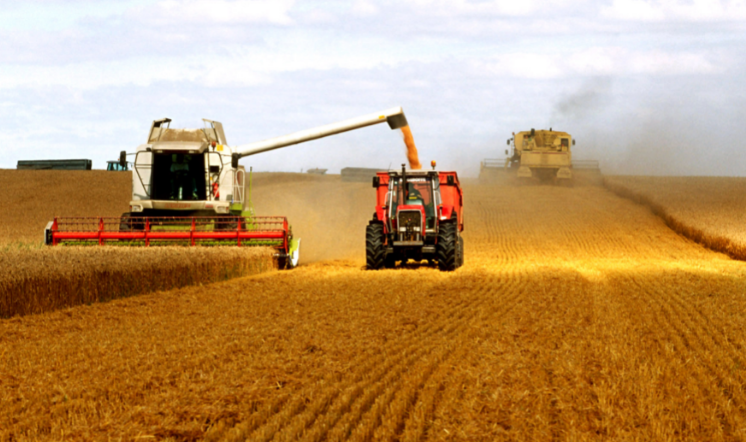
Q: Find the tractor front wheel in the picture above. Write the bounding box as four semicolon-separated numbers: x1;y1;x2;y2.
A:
366;223;386;270
437;220;458;271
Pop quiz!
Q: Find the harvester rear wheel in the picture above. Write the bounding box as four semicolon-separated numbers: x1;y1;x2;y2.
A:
436;220;458;271
366;223;386;270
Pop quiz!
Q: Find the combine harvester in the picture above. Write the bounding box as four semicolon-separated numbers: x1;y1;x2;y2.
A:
480;128;599;183
45;107;410;268
367;162;464;271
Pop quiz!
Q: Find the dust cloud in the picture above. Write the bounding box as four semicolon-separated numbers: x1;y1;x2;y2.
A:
250;173;372;265
548;76;746;177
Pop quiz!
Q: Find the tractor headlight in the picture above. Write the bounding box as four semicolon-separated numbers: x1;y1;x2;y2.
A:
130;204;143;213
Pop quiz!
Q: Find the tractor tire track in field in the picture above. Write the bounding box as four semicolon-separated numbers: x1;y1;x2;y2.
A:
227;271;529;442
611;271;746;439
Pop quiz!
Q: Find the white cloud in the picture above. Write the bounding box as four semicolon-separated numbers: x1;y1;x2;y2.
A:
131;0;297;26
351;0;379;17
474;47;721;79
400;0;581;17
602;0;746;22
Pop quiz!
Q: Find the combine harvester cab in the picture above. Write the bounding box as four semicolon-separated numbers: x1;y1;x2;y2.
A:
45;108;412;270
367;163;464;271
511;128;573;181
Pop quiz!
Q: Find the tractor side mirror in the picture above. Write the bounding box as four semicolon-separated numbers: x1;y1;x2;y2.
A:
506;139;510;145
231;153;239;169
573;139;576;145
209;165;220;174
447;175;454;185
119;151;126;168
505;149;509;155
372;176;380;188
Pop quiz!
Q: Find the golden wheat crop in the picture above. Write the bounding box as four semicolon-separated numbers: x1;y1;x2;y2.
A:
0;247;276;318
604;175;746;260
0;170;284;317
3;176;746;440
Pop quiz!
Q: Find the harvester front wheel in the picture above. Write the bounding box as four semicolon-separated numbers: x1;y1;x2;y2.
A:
119;213;143;232
436;220;458;271
366;223;386;270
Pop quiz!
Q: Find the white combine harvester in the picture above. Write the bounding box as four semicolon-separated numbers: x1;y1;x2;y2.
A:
45;107;410;269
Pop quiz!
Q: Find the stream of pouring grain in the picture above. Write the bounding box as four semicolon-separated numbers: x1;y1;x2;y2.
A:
400;126;422;170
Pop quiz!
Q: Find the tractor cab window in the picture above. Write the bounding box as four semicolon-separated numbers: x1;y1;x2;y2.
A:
390;177;437;229
561;138;569;150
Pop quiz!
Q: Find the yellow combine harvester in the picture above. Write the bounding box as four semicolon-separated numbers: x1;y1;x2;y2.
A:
508;128;574;181
480;128;599;183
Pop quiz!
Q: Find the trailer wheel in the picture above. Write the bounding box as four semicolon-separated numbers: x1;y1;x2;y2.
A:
366;223;386;270
436;220;458;271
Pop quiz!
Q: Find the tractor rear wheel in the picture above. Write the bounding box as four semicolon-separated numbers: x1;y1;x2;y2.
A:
366;223;386;270
436;220;458;271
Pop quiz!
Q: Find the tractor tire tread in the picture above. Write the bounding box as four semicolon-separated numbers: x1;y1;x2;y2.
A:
366;223;386;270
437;220;458;271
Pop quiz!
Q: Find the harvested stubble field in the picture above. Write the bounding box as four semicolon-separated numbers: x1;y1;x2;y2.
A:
605;175;746;260
4;174;746;440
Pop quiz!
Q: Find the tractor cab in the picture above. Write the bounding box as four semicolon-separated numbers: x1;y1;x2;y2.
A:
389;174;438;230
383;167;441;242
106;161;128;171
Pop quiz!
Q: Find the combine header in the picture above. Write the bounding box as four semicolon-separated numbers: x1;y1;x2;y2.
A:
45;107;412;269
45;216;296;265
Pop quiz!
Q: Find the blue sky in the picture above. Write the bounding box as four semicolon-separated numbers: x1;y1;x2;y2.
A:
1;0;745;175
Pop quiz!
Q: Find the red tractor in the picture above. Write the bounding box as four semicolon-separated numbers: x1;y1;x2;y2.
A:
366;164;464;271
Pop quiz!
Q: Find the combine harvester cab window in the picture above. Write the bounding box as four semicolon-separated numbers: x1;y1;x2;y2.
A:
151;153;207;201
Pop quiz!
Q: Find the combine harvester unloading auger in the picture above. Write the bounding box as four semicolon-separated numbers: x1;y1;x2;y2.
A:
45;107;411;269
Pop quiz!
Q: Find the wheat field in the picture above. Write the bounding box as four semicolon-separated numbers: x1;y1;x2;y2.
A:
0;170;279;317
3;176;746;440
0;170;130;245
605;175;746;260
